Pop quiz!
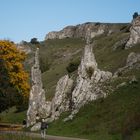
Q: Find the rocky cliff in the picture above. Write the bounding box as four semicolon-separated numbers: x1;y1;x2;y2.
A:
126;15;140;48
45;22;126;40
27;48;51;126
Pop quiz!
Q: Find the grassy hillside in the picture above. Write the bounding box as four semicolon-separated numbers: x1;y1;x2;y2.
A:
0;23;140;140
93;32;140;73
0;107;26;124
38;26;140;140
47;79;140;140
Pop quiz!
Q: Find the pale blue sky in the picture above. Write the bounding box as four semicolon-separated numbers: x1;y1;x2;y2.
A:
0;0;140;43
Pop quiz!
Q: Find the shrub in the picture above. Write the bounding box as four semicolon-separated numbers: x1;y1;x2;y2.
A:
66;59;80;73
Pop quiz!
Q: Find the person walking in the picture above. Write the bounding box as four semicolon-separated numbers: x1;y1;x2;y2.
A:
41;118;48;138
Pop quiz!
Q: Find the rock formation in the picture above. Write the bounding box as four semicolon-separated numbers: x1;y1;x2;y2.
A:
45;22;124;40
114;52;140;77
64;42;112;121
27;48;51;127
126;15;140;48
113;37;129;51
38;37;112;122
17;44;31;54
48;75;73;121
126;52;140;67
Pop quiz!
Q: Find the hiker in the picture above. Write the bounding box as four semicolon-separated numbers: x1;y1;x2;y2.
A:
22;119;26;128
41;119;48;138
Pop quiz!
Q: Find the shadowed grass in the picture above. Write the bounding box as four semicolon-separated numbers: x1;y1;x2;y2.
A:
0;107;26;124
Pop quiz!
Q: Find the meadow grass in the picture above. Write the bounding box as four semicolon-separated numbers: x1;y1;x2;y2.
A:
0;133;42;140
0;107;26;124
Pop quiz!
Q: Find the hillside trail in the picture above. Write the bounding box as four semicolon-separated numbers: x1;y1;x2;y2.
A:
0;123;88;140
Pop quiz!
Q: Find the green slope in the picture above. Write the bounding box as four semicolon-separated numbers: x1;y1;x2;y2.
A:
0;23;140;140
47;79;140;140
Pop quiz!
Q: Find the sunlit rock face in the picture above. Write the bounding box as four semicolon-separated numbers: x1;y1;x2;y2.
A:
17;44;31;54
45;22;122;40
27;48;51;126
64;44;112;120
48;75;73;121
126;16;140;48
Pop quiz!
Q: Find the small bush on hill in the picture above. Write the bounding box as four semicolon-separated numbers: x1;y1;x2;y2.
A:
66;59;80;73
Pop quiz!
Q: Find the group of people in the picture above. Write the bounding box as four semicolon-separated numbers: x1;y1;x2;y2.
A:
22;114;48;139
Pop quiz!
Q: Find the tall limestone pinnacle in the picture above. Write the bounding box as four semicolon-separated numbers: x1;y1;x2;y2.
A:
64;32;112;120
27;48;51;127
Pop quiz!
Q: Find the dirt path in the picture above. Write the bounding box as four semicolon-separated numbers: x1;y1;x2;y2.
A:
0;131;88;140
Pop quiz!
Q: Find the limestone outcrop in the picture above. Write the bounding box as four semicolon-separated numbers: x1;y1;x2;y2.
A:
48;75;73;121
41;41;112;122
64;43;112;120
45;22;124;40
17;44;31;54
114;52;140;77
126;52;140;66
27;48;51;127
126;16;140;48
113;37;129;51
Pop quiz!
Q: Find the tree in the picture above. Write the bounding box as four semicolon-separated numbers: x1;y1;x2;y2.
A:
30;38;39;44
0;40;30;112
133;12;138;19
